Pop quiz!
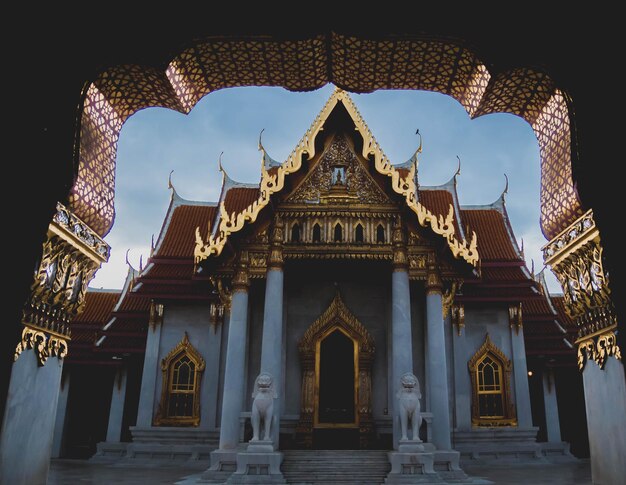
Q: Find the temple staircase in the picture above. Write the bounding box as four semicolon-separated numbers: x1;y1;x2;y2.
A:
281;450;390;485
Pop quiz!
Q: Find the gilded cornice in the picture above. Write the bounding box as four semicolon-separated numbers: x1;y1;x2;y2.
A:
195;89;479;267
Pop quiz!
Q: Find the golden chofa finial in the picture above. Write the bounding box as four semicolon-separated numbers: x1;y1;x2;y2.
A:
217;151;225;173
502;173;509;198
258;128;265;152
415;128;423;155
167;170;175;190
455;155;461;177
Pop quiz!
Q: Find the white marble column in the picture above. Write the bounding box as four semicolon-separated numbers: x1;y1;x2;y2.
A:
106;367;128;442
510;322;533;428
136;306;164;427
259;221;284;448
425;265;452;450
0;347;64;485
582;357;626;485
391;222;413;448
218;255;250;450
542;369;561;443
51;370;70;458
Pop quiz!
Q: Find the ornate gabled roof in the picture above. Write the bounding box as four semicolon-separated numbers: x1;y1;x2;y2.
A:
134;184;217;300
461;176;524;263
195;88;479;267
460;183;524;263
95;266;150;353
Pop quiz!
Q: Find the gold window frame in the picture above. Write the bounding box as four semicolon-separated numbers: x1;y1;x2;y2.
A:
154;332;206;427
468;333;517;427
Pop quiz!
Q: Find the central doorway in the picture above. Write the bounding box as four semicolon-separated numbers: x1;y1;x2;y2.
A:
314;328;359;449
296;292;375;449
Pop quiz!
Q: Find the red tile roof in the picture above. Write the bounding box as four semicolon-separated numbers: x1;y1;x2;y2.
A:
158;205;217;258
461;209;520;261
117;291;151;313
71;290;119;343
74;291;119;324
480;266;528;282
522;297;556;318
418;189;461;236
224;187;259;217
143;263;194;280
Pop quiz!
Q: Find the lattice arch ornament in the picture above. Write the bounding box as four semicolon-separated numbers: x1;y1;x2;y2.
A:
69;33;581;241
154;332;206;427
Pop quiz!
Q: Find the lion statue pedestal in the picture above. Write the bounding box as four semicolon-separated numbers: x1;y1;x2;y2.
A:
386;373;466;484
229;373;286;484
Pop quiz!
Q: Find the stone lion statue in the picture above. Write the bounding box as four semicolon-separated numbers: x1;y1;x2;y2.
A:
396;372;422;442
251;373;277;442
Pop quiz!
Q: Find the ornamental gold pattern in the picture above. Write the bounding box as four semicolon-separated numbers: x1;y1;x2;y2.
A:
20;203;109;364
14;326;68;366
195;89;479;268
468;334;517;427
577;331;621;371
451;304;465;336
544;210;620;371
154;333;206;427
508;303;523;335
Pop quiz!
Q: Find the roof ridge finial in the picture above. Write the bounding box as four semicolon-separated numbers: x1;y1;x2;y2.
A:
455;155;461;177
139;254;143;273
258;128;265;153
125;248;131;267
502;173;509;199
168;170;175;191
218;151;225;174
415;128;423;156
218;151;234;185
520;237;525;257
531;258;535;278
150;234;155;257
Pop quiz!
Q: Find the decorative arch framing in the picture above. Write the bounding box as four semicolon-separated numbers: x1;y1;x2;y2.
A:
468;334;516;427
154;332;206;427
70;34;581;242
296;292;375;448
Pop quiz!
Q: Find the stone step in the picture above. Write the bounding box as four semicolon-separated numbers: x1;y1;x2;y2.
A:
281;450;391;484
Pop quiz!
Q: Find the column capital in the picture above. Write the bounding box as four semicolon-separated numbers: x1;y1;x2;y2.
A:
392;218;408;271
268;217;284;270
232;251;250;292
425;263;442;294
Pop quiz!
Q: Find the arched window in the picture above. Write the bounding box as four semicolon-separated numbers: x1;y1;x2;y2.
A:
468;334;516;427
355;223;364;243
334;223;343;242
312;223;321;243
155;333;205;426
291;223;301;242
376;224;385;243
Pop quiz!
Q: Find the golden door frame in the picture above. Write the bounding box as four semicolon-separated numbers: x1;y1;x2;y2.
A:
296;292;375;448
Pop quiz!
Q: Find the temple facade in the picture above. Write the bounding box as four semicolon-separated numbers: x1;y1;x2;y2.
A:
50;90;584;483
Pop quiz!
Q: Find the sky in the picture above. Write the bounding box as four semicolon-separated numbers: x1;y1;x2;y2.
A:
90;84;559;291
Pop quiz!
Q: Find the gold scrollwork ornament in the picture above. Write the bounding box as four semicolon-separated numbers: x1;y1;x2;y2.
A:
577;331;621;370
14;326;68;366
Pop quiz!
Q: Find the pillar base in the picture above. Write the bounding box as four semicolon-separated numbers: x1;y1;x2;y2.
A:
386;451;441;484
200;449;240;482
387;448;470;484
226;451;285;484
